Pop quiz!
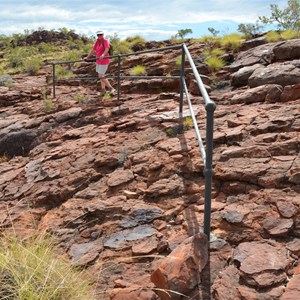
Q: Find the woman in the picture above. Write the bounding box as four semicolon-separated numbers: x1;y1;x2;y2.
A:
85;30;115;95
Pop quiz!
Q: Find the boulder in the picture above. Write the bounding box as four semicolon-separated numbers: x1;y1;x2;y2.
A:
248;63;300;88
151;233;208;300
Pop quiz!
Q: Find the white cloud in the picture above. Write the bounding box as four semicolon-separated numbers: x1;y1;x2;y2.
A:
0;0;283;40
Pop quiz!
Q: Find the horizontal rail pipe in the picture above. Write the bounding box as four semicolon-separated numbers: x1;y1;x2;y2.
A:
51;44;182;66
55;75;180;81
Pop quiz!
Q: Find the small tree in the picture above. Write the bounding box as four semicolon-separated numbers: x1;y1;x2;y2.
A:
175;28;193;39
237;23;263;38
258;0;300;31
208;27;220;37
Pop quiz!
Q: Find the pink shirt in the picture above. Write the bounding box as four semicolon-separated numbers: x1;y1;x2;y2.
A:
93;38;111;65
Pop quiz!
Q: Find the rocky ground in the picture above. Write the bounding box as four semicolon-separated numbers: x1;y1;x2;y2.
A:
0;37;299;300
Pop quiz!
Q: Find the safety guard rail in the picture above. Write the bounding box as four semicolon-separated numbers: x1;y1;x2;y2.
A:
51;43;216;240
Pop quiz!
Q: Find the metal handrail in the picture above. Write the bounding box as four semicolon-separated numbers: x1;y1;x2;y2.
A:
50;43;216;240
181;44;216;240
182;78;206;162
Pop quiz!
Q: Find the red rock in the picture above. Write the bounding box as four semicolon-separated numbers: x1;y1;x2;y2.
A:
276;200;297;218
238;285;284;299
132;236;158;255
280;274;300;300
263;217;294;237
212;265;240;300
233;241;293;288
281;83;300;102
151;233;208;300
107;169;135;187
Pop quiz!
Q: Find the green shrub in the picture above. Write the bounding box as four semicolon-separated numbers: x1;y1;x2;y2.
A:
44;99;54;111
0;35;10;50
66;39;85;50
175;56;182;66
183;116;193;129
126;35;146;46
265;30;281;42
102;92;111;100
106;33;132;56
7;47;28;68
202;48;225;58
280;29;299;40
38;42;57;54
198;35;221;47
74;92;87;103
23;56;43;75
202;49;211;57
115;42;132;55
0;234;95;300
41;88;51;101
61;50;82;62
204;56;226;72
0;74;15;88
82;42;94;55
219;33;244;52
55;65;75;79
211;48;225;56
130;65;147;76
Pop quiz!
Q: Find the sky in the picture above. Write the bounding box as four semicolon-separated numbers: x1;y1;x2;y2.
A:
0;0;286;41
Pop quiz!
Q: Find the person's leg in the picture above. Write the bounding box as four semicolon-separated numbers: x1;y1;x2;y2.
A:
98;73;106;91
103;78;114;90
96;64;108;93
96;64;115;93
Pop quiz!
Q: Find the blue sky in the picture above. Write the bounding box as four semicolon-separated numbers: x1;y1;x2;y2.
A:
0;0;286;40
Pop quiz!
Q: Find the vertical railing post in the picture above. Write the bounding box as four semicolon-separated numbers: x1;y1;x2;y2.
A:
203;102;216;241
179;44;185;116
117;54;121;102
52;63;56;98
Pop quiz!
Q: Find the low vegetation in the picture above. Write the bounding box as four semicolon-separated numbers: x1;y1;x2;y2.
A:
43;98;54;111
0;29;145;77
0;234;95;300
23;56;43;75
219;33;244;52
265;30;282;42
55;65;75;79
0;74;15;88
204;56;226;72
130;65;147;76
280;28;300;39
175;56;182;66
74;92;87;103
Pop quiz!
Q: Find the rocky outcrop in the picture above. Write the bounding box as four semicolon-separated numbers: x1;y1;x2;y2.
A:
10;29;89;47
0;37;300;299
230;38;300;88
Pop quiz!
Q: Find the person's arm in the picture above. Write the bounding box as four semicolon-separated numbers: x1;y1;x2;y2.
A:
100;48;109;59
100;40;109;59
85;49;96;60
